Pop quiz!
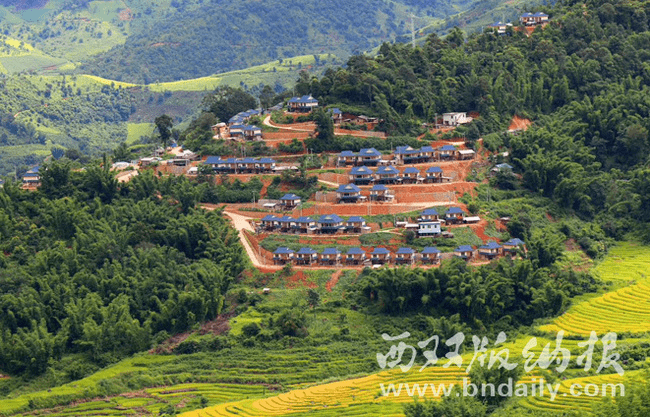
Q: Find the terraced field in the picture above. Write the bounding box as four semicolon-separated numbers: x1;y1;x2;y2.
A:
540;243;650;336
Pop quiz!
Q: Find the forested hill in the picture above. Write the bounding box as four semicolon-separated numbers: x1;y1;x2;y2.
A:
298;0;650;241
78;0;439;84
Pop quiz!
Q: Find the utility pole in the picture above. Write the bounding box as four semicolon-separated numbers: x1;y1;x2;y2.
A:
411;14;416;48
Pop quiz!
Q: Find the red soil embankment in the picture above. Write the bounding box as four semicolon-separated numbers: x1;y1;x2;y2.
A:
508;115;532;131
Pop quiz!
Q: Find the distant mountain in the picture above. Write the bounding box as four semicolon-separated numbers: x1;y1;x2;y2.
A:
78;0;441;84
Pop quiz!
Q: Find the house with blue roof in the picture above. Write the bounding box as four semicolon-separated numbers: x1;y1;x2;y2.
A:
258;158;276;172
438;145;457;159
421;247;441;264
317;214;344;233
503;238;526;254
418;220;441;237
394;146;421;164
349;166;374;184
345;247;366;265
295;247;318;265
401;166;422;184
520;11;548;25
261;215;279;230
277;216;296;233
273;247;294;264
395;247;416;265
288;95;319;112
229;124;246;137
487;21;510;35
293;216;317;234
419;208;439;221
357;148;382;166
425;166;444;183
370;247;391;264
337;184;363;203
445;206;465;224
243;125;262;140
330;107;343;123
345;216;368;233
374;165;400;184
280;193;301;209
370;184;394;202
338;150;358;166
22;167;41;187
479;241;502;259
320;248;342;265
454;245;474;260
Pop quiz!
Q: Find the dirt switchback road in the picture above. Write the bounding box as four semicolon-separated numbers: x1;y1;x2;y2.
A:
222;211;280;270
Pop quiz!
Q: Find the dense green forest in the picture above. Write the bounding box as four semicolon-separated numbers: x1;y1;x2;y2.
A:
0;163;244;376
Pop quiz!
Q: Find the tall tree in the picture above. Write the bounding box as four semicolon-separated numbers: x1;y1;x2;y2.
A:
154;114;174;149
203;86;257;122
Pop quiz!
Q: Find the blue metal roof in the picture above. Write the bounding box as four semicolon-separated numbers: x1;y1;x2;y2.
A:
295;216;314;223
396;247;415;255
456;245;474;252
505;238;525;246
297;247;317;255
403;167;420;174
278;216;294;223
204;156;223;164
440;145;457;151
372;247;390;255
371;184;388;191
346;216;365;223
421;208;439;215
318;214;343;223
230;124;246;130
258;158;276;163
495;163;513;170
358;148;381;157
376;166;399;174
340;150;357;157
395;146;415;154
426;166;443;173
280;193;301;201
240;157;257;163
346;247;365;255
274;247;294;254
243;125;261;131
446;207;464;214
321;247;341;255
337;184;361;193
533;12;548;17
422;246;441;254
480;241;502;250
521;12;533;17
331;108;342;114
420;146;435;152
262;215;278;221
350;166;373;175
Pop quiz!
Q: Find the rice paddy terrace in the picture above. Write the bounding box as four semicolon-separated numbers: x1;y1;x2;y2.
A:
3;243;649;417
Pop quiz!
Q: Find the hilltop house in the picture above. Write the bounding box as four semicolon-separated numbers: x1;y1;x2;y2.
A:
273;247;294;265
370;184;394;202
420;247;441;264
345;247;366;265
487;21;511;34
442;112;472;126
395;247;416;265
370;247;391;265
280;193;301;209
479;241;502;260
445;207;465;224
337;184;363;203
520;12;548;25
319;248;342;265
454;245;474;260
288;95;319;112
295;247;318;265
349;166;374;185
425;166;444;183
22;167;41;186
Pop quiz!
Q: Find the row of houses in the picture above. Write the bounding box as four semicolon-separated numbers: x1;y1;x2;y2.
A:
348;165;449;184
203;156;277;173
337;146;475;167
487;12;549;34
272;246;441;266
272;239;526;266
258;214;371;234
211;109;264;140
334;183;396;203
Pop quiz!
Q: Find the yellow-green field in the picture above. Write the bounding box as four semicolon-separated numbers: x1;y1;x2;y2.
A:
540;242;650;336
127;123;154;143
